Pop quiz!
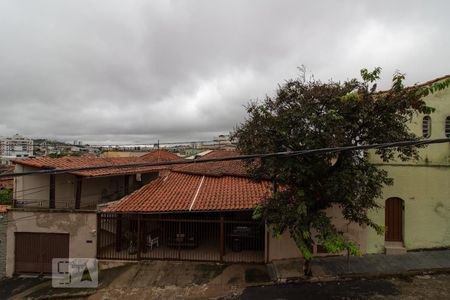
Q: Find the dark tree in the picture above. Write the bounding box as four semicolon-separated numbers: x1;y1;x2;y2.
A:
233;68;446;275
0;189;12;205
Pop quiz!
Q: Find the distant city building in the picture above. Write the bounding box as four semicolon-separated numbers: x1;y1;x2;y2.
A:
0;134;34;157
197;134;236;151
214;134;231;143
0;134;34;164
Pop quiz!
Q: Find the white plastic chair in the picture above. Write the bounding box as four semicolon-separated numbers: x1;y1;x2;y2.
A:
146;235;159;250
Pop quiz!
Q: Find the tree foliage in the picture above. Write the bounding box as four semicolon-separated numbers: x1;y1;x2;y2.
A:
0;189;12;205
233;68;437;275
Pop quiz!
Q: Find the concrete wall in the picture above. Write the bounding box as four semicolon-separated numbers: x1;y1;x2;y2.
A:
369;84;450;166
14;164;143;209
14;165;78;208
55;173;76;208
81;176;119;209
268;230;302;261
267;204;367;261
367;82;450;253
5;209;97;277
14;165;54;207
81;174;142;208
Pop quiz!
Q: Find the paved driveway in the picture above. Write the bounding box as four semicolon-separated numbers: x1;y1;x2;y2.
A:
1;261;270;299
91;261;270;300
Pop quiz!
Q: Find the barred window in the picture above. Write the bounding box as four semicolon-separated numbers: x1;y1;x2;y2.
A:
446;116;450;138
422;116;431;138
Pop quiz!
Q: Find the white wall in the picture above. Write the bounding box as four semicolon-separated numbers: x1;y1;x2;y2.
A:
267;204;367;261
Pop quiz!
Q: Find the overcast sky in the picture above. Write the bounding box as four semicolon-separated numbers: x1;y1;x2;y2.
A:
0;0;449;145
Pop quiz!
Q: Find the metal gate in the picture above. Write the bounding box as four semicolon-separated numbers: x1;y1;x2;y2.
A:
15;232;69;274
97;213;265;263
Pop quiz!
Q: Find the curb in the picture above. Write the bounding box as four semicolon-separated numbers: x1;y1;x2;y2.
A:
266;263;279;282
336;267;450;280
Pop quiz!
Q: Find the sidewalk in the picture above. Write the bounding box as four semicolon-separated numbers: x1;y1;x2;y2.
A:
270;249;450;281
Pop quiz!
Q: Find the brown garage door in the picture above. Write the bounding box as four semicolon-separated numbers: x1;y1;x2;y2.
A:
15;233;69;274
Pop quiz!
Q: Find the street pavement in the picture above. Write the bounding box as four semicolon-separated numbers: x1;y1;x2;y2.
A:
241;273;450;299
313;249;450;277
3;250;450;299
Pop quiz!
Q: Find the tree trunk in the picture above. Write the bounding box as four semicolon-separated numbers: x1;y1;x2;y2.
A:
303;258;312;277
291;225;314;277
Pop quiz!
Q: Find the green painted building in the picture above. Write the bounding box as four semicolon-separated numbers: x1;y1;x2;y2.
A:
367;75;450;254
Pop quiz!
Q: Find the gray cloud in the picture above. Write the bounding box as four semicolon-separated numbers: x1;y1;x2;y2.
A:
0;0;449;144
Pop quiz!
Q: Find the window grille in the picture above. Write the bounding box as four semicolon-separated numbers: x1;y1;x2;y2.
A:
445;116;450;138
422;116;431;138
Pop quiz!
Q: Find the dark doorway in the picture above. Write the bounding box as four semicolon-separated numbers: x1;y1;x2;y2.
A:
385;198;404;242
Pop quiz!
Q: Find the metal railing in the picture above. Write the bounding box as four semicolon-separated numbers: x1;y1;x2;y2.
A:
97;212;265;263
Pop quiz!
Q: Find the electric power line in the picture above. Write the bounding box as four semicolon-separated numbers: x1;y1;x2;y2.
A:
0;138;449;179
1;139;227;148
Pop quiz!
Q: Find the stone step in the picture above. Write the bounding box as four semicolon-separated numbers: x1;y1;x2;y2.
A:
385;242;407;255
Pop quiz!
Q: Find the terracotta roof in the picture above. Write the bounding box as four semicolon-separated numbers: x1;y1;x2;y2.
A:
0;180;13;190
140;149;180;162
173;150;250;177
104;171;271;213
12;149;184;177
0;166;14;172
0;167;14;189
0;205;10;213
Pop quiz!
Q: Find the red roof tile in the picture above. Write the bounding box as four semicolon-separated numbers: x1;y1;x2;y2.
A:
0;205;10;213
0;180;13;190
173;150;249;177
12;149;183;177
140;149;180;162
104;171;271;213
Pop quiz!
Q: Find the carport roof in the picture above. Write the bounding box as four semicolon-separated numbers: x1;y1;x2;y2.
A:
103;171;271;213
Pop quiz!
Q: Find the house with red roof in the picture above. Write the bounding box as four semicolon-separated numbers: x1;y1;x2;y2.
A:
97;150;367;264
12;149;180;209
4;149;181;276
4;149;366;276
98;151;272;263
